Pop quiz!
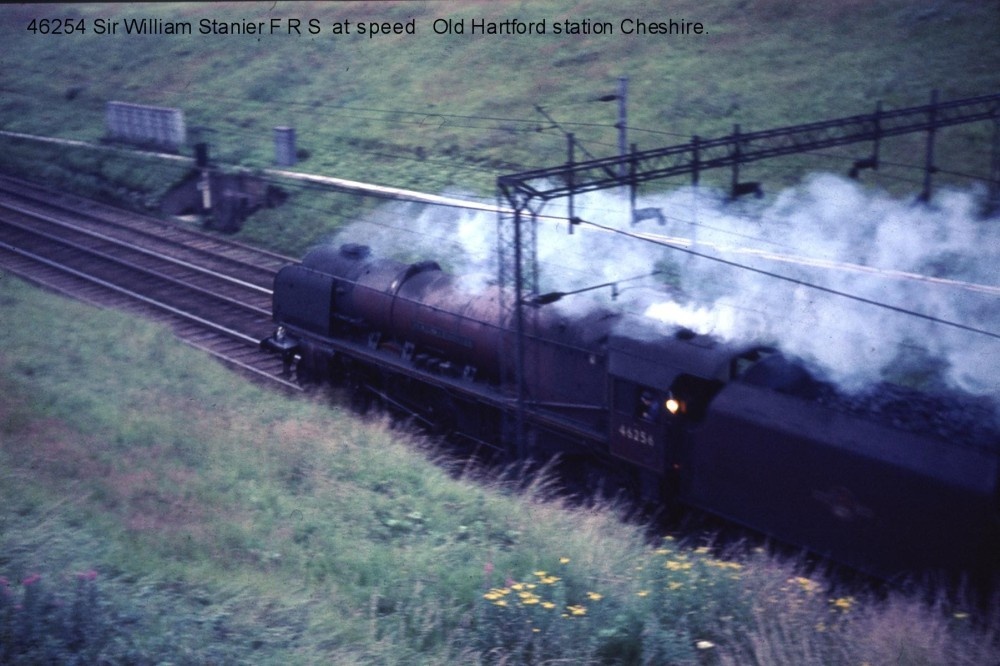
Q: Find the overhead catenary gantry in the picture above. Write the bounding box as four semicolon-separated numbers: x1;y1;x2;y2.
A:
495;90;1000;454
500;91;1000;204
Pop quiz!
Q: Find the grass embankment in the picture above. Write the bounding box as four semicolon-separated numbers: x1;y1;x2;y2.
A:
2;278;998;663
2;1;999;256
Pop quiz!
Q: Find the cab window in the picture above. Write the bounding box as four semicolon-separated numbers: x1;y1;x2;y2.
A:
613;379;660;422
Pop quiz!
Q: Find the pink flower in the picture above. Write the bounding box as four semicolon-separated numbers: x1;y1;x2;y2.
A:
76;570;98;582
483;562;494;575
21;573;42;586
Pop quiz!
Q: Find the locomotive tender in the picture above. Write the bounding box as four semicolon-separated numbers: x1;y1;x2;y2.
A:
262;242;999;578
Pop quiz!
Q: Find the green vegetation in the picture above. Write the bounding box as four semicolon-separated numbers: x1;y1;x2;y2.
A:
2;1;1000;661
2;273;998;662
1;1;999;255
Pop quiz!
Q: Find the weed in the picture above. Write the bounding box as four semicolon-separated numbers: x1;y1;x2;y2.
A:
2;257;999;663
0;571;118;663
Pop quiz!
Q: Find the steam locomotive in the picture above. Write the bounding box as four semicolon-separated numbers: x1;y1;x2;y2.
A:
261;242;999;579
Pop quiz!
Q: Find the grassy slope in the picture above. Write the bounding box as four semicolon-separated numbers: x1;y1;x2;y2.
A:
1;1;999;254
2;275;998;663
2;1;1000;661
0;275;632;662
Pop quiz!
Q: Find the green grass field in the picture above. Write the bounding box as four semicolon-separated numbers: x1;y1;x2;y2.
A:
2;1;1000;662
1;1;998;255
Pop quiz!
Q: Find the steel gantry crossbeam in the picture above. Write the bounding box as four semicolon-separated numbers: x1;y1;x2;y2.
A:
497;91;1000;202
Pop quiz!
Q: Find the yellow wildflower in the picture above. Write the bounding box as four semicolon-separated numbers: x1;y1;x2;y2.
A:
792;576;819;593
586;591;603;601
566;605;587;616
559;557;571;564
541;601;556;609
493;599;508;607
533;570;547;578
666;560;693;571
636;590;650;597
831;596;854;611
708;560;743;571
668;581;684;590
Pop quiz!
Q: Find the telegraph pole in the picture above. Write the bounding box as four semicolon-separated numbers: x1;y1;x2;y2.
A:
919;89;939;203
617;76;628;177
990;114;1000;215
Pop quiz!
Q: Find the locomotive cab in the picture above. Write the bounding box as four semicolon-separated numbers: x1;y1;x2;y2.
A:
606;327;730;475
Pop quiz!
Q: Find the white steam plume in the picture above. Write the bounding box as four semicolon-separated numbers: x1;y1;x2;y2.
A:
329;174;999;397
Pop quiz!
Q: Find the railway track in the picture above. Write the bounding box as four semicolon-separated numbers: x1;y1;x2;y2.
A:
0;175;302;392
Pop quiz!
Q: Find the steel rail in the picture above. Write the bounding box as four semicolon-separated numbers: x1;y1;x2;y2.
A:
0;240;301;391
0;214;271;317
0;239;259;344
0;199;273;295
0;181;299;392
0;173;296;266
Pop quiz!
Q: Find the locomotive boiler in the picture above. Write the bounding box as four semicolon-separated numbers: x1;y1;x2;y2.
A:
262;242;1000;579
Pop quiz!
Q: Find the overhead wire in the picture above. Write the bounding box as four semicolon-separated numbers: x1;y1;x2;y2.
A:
6;83;997;341
189;124;1000;335
573;215;1000;341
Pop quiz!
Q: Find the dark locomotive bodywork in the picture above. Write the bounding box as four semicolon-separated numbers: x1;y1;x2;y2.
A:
263;243;1000;579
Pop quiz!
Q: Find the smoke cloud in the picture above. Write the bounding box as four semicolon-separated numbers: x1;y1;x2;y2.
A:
329;174;999;398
